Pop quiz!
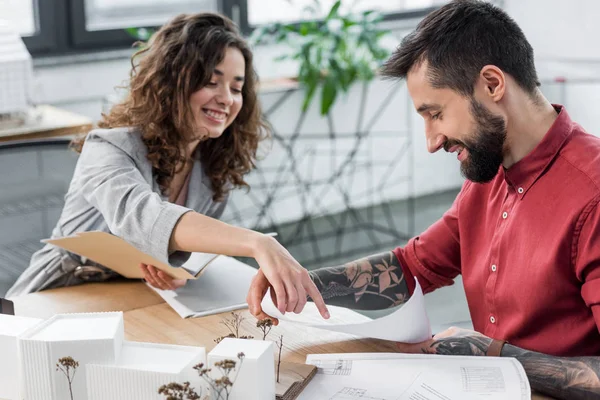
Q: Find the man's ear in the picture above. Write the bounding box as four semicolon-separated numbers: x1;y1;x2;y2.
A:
480;65;505;102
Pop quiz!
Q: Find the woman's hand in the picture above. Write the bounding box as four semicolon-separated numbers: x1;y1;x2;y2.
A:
248;235;330;320
140;263;187;291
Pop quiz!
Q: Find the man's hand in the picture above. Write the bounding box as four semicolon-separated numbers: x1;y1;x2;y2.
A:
396;327;492;356
140;263;187;291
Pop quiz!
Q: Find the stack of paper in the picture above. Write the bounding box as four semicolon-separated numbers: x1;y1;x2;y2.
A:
18;312;124;400
150;255;258;318
300;353;531;400
86;341;206;400
0;314;43;400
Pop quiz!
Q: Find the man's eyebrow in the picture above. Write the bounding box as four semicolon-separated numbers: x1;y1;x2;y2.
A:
214;68;245;82
416;103;442;113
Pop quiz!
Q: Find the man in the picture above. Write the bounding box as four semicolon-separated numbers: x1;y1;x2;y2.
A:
247;1;600;399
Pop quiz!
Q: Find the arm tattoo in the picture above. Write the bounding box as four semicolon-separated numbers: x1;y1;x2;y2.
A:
419;329;600;400
501;345;600;400
423;335;492;357
308;252;409;310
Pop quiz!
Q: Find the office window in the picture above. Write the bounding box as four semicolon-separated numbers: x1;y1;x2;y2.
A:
0;0;38;36
247;0;447;27
83;0;219;31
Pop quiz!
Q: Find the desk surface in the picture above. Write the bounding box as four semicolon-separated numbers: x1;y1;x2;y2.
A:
12;281;552;400
0;105;93;143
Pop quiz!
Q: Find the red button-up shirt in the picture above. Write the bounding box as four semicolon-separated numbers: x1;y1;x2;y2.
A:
394;106;600;357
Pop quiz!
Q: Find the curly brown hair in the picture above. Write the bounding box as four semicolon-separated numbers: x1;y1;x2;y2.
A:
72;13;269;202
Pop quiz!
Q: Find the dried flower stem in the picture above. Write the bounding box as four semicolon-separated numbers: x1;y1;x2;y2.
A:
256;318;273;340
276;335;284;383
193;353;245;400
158;382;201;399
221;312;244;338
56;357;79;400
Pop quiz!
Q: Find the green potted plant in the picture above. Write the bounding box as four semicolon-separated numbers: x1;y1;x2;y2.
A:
249;0;392;115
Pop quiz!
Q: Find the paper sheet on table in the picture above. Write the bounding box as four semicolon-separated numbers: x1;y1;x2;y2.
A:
261;278;431;343
149;255;257;318
299;353;531;400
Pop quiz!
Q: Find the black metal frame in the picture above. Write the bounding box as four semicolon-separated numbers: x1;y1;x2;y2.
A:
224;81;415;267
0;137;72;151
22;0;61;55
23;0;436;57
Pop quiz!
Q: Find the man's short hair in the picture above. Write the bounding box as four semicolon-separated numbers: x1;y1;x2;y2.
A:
382;0;540;97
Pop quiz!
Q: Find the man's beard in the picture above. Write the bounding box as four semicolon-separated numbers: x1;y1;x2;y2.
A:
447;99;507;183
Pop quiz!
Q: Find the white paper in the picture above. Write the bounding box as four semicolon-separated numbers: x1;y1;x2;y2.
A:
261;278;431;343
300;353;531;400
182;251;220;276
150;256;257;318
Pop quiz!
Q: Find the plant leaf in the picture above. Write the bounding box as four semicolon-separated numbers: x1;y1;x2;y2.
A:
302;79;318;112
321;75;338;115
326;0;342;21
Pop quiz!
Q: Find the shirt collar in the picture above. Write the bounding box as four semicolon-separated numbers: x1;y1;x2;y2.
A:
502;105;573;198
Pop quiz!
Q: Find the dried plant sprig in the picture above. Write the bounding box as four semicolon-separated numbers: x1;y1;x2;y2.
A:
56;357;79;400
256;318;273;340
215;333;236;344
192;352;245;400
158;382;202;400
221;312;245;338
276;335;284;383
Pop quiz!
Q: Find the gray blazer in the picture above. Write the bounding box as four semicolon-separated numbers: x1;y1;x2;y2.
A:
7;127;227;298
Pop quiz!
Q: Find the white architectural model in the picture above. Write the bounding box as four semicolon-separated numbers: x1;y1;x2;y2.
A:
2;312;279;399
18;312;125;400
0;20;33;116
86;341;206;400
0;314;42;400
208;337;275;400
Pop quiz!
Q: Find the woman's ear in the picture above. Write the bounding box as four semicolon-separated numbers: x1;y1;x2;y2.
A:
480;65;505;102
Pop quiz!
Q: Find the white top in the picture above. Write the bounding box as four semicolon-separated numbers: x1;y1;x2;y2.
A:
112;341;205;373
0;314;42;337
211;337;272;359
26;313;122;341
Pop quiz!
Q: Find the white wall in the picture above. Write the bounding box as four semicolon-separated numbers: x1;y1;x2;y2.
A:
505;0;600;137
28;0;600;223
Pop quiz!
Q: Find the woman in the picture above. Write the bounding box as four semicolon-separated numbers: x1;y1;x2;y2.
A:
7;13;329;320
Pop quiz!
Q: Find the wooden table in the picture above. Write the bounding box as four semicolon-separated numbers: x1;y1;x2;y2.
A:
12;281;553;399
0;105;92;143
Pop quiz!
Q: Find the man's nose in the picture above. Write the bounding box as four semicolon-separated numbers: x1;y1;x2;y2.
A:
427;134;445;153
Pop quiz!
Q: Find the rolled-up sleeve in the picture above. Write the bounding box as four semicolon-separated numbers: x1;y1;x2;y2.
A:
77;135;191;265
393;182;467;295
574;197;600;333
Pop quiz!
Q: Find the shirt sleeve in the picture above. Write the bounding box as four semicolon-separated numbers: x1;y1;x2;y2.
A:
574;196;600;333
77;134;192;266
393;181;468;295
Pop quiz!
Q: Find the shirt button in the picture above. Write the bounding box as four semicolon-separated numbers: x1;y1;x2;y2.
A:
491;264;497;272
502;212;508;219
518;187;524;194
490;315;496;324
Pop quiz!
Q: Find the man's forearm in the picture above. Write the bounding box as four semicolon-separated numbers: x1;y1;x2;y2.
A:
501;345;600;400
308;251;410;310
412;328;600;400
